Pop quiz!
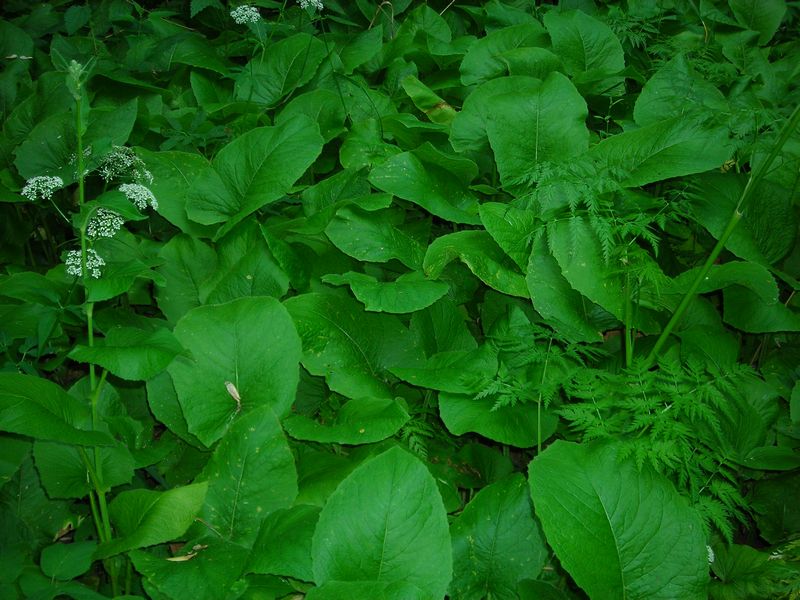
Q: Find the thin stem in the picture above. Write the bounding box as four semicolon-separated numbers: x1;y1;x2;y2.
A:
645;103;800;368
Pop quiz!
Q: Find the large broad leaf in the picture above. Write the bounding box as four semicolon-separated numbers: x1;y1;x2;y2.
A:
439;392;557;449
248;505;320;581
68;326;183;381
723;286;800;333
688;173;797;265
306;580;429;600
369;144;481;225
40;541;96;581
450;474;546;600
234;33;326;106
589;116;733;188
547;217;624;319
634;54;728;126
528;441;709;600
283;397;410;444
325;207;426;269
542;9;625;76
156;234;218;323
197;220;289;304
284;293;424;400
186;115;323;238
130;539;248;600
479;202;537;270
96;482;208;559
322;271;449;313
485;72;589;190
194;405;297;546
0;374;112;446
424;231;529;298
312;447;452;599
167;297;302;446
526;232;603;342
460;22;550;85
729;0;786;45
390;346;498;394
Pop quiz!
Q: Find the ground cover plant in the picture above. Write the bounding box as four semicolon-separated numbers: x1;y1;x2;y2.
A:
1;0;800;598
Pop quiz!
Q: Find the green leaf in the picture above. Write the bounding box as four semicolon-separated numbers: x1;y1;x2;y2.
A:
130;540;248;600
312;447;452;598
13;112;74;182
390;346;498;394
307;580;429;600
450;474;546;600
485;72;589;190
369;144;481;225
322;271;449;313
234;33;326;106
729;0;786;45
0;435;29;486
526;232;603;342
277;89;347;143
40;541;96;581
634;54;728;126
198;221;289;304
528;441;709;600
723;286;800;332
542;9;625;76
668;261;779;303
479;202;537;270
96;482;208;559
589;116;733;188
146;372;204;449
68;326;183;381
547;217;624;319
33;439;134;498
325;207;426;269
339;25;384;74
195;405;297;545
248;505;320;581
401;75;457;126
186;115;323;238
137;149;217;239
0;374;112;446
439;392;557;448
283;397;410;444
156;234;218;324
424;231;529;298
460;22;550;86
285;293;423;400
167;297;302;446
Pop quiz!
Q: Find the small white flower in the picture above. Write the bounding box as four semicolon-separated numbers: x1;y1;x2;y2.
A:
119;183;158;211
298;0;323;10
65;249;105;279
87;208;125;238
230;5;261;23
99;146;153;184
21;176;64;202
706;545;715;564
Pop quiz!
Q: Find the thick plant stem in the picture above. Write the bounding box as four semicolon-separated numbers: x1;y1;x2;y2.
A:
645;104;800;368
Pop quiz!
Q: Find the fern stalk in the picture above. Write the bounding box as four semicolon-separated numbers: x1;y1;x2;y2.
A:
645;103;800;368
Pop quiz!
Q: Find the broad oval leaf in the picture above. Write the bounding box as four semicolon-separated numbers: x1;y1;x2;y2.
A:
312;447;452;598
248;504;321;581
528;441;709;600
543;9;625;76
283;397;410;444
195;405;297;545
186;115;323;238
322;271;449;314
450;474;546;600
460;22;550;86
167;296;302;446
284;293;424;400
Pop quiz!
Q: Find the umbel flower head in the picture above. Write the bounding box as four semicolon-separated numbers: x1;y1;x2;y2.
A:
230;5;261;23
21;176;64;202
65;249;105;279
298;0;323;10
119;183;158;211
99;146;153;184
87;208;124;238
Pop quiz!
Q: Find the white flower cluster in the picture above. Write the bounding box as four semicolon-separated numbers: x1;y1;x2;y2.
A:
706;545;715;564
21;176;64;202
119;183;158;211
65;249;105;279
230;5;261;23
298;0;323;10
99;146;153;184
87;208;125;238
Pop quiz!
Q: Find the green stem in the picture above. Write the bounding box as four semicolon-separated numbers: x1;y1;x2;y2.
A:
645;103;800;368
624;270;634;368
